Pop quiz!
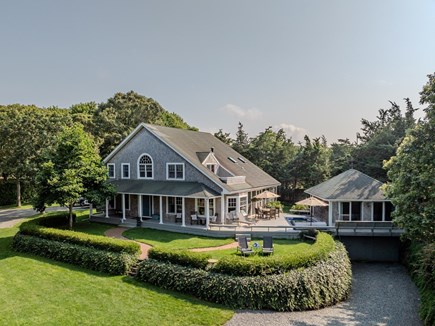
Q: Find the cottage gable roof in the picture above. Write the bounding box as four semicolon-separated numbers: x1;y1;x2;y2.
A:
104;123;280;193
305;169;388;201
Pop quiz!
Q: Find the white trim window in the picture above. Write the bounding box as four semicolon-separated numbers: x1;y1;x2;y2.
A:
227;197;237;213
107;163;115;179
167;197;182;214
121;163;130;179
206;163;217;174
240;195;248;213
167;163;184;180
196;198;215;216
138;154;153;179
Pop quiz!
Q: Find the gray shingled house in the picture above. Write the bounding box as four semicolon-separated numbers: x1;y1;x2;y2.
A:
102;123;280;227
305;169;394;225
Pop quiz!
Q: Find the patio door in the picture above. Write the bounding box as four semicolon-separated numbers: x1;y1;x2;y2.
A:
142;195;151;217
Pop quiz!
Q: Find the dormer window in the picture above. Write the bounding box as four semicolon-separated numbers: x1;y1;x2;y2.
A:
206;164;217;174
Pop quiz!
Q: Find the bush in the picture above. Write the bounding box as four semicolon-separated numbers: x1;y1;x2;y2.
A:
266;201;283;210
148;248;211;269
211;232;335;276
136;242;351;311
12;233;137;275
407;242;435;325
19;214;140;255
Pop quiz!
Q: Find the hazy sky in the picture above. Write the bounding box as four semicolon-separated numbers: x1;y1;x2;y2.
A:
1;1;434;143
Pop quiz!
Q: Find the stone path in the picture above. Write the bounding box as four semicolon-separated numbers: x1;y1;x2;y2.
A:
104;227;151;260
226;263;422;326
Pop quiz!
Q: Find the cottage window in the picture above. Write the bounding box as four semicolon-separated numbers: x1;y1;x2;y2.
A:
227;197;237;213
196;198;214;216
108;164;115;178
138;154;153;179
121;163;130;179
168;197;182;214
167;163;184;180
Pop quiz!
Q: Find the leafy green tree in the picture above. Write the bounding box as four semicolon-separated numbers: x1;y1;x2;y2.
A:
214;129;233;145
232;122;250;156
33;124;114;228
93;91;195;157
354;100;417;181
384;74;435;243
330;138;355;176
0;105;71;206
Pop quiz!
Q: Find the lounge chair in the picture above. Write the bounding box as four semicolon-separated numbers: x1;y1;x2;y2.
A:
262;236;274;255
237;236;254;256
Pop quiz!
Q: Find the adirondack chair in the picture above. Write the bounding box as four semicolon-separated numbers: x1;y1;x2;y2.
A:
237;236;254;256
262;236;274;255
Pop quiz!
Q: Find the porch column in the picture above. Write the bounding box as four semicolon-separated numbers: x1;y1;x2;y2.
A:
328;201;333;226
89;203;93;218
181;197;186;227
105;199;109;218
361;202;364;221
205;198;210;229
338;202;341;220
138;195;143;222
349;202;352;221
159;196;163;224
221;195;225;225
121;194;126;222
382;202;385;221
371;202;374;221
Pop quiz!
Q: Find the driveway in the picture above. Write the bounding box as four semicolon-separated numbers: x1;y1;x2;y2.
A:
226;263;421;326
0;206;68;228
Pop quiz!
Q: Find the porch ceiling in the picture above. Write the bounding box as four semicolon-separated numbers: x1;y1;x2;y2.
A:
110;179;220;198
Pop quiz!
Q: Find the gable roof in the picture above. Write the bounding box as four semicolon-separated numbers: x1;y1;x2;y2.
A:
104;123;280;193
305;169;388;201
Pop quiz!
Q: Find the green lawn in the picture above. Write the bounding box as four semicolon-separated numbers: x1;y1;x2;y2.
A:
205;238;313;259
0;225;234;325
123;228;234;249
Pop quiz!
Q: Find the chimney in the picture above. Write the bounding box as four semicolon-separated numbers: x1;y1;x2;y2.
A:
210;147;214;153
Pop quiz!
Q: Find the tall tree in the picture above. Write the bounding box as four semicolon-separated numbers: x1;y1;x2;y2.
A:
0;105;71;206
330;138;355;176
33;124;114;228
384;73;435;243
353;99;417;181
93;91;195;157
232;122;250;155
214;129;233;145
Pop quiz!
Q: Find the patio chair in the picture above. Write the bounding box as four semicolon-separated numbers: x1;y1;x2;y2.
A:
262;236;274;255
190;213;199;225
237;236;254;256
210;213;218;223
175;213;182;223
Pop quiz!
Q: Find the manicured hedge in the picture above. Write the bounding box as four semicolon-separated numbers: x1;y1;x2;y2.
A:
210;232;336;276
136;242;352;311
12;233;137;275
148;248;211;270
407;242;435;326
19;214;140;255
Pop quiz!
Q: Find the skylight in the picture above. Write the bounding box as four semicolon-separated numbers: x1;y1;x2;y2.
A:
238;157;246;163
228;157;237;163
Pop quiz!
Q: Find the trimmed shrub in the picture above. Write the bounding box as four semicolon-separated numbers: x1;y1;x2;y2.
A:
211;232;335;276
148;248;211;270
12;233;137;275
407;242;435;325
136;242;352;311
19;214;140;255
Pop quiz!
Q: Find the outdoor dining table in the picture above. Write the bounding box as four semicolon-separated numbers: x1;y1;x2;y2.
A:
261;208;271;219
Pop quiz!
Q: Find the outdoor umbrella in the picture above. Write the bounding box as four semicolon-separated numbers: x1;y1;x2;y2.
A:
253;190;280;200
295;196;328;225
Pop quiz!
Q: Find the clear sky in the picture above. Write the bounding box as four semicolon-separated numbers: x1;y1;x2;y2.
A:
1;1;434;143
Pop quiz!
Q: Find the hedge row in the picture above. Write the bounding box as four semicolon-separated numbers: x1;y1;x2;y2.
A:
148;247;211;270
12;233;137;275
136;242;352;311
20;214;140;255
408;242;435;325
211;232;335;276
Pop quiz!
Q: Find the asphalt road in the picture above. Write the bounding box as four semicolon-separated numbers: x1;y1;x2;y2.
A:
0;206;68;228
226;263;421;326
